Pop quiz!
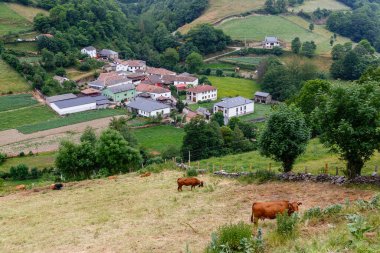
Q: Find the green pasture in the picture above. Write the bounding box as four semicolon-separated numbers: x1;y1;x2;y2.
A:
0;59;31;94
0;2;32;35
0;94;38;112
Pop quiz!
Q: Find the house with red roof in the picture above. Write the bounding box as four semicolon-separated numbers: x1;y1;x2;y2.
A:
136;83;171;100
186;85;217;103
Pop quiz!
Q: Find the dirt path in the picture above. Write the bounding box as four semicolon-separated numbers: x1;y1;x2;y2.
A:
204;47;241;62
0;116;120;156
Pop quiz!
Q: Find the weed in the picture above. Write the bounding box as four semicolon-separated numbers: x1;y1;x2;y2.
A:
186;168;198;177
346;214;373;240
323;204;343;217
303;207;323;220
276;212;299;238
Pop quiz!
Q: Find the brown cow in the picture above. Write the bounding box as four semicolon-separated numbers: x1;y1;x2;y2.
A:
177;177;204;191
50;183;63;190
16;184;26;191
140;172;151;178
251;201;302;225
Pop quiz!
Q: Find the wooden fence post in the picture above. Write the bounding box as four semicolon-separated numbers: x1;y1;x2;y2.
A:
213;164;215;173
325;163;328;174
335;167;339;176
198;161;200;170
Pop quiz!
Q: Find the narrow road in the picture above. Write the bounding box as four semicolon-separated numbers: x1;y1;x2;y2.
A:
203;47;241;62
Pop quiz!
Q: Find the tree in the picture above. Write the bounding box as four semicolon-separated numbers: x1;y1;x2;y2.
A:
96;129;142;174
317;83;380;178
41;49;56;71
186;52;203;73
161;48;179;69
259;105;310;172
231;126;252;153
80;127;97;145
291;37;301;54
162;146;180;160
176;99;185;113
109;117;138;147
181;117;224;161
359;66;380;84
216;69;223;76
211;111;225;126
301;41;317;58
309;23;314;32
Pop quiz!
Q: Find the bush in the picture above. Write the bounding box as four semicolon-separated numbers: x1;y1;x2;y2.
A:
9;164;29;180
239;169;276;184
0;153;6;165
323;204;343;216
0;178;4;187
19;151;25;157
276;212;299;237
186;168;198;177
303;207;323;220
162;146;180;160
146;156;164;165
30;167;42;179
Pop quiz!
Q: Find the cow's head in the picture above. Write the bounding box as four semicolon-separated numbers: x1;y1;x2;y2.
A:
199;181;204;187
288;202;302;214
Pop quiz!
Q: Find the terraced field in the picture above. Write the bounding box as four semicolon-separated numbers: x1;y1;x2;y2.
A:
0;2;32;35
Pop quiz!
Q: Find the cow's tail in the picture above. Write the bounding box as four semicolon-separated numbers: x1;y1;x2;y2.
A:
250;202;256;223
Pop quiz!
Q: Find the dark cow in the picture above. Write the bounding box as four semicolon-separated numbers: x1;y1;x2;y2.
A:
50;183;63;190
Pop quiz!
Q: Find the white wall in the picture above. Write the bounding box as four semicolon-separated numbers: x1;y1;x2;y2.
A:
174;79;199;87
137;107;171;117
151;91;171;100
116;64;128;72
50;102;96;115
81;49;96;58
214;102;254;118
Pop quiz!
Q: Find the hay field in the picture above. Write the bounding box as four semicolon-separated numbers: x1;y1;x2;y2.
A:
0;170;376;253
0;2;32;35
6;3;48;22
178;0;265;33
291;0;350;12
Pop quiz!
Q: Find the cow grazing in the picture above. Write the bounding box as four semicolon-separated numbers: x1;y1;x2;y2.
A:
140;172;151;178
108;176;117;180
16;184;26;191
50;183;63;190
251;201;302;225
177;177;204;191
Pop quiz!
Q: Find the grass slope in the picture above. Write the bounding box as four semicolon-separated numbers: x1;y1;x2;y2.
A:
5;42;38;52
0;59;31;94
0;105;57;131
218;15;352;55
0;152;56;172
6;3;48;22
133;125;185;153
0;2;32;35
291;0;350;12
0;170;376;252
0;94;38;112
208;76;259;99
178;0;265;33
220;56;265;66
192;139;380;176
17;109;126;134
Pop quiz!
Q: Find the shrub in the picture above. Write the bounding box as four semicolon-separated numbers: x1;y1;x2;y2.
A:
212;222;253;251
19;151;25;157
186;168;198;177
276;212;299;237
161;146;180;160
28;151;34;156
9;164;29;180
0;178;4;187
239;169;276;184
323;204;343;216
146;156;164;165
303;207;323;220
0;153;6;165
30;167;41;179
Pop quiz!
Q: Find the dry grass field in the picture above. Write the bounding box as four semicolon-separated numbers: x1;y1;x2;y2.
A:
178;0;265;33
291;0;350;12
6;3;48;22
0;170;377;253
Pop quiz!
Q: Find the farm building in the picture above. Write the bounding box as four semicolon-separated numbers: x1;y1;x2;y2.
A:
214;96;254;124
81;46;97;58
88;74;132;90
99;49;118;60
126;97;171;117
102;83;136;102
186;85;217;103
262;36;280;49
116;60;146;73
136;83;171;100
49;95;110;115
46;93;77;105
254;91;272;104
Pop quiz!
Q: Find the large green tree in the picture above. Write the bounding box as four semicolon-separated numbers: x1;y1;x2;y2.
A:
317;82;380;178
186;52;203;73
259;105;310;172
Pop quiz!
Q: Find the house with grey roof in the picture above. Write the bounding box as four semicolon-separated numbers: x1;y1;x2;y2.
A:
49;95;110;115
214;96;254;124
81;46;97;58
99;49;118;60
102;83;136;102
254;91;272;104
126;97;171;118
263;36;280;49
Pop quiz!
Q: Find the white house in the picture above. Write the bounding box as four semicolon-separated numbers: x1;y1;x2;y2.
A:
136;83;171;100
81;46;97;58
49;95;110;115
186;85;217;103
173;75;199;87
127;97;171;117
263;36;280;49
116;60;146;73
214;96;254;124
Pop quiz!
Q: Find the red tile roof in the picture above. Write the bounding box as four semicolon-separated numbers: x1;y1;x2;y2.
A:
186;85;216;93
146;67;176;76
136;83;170;94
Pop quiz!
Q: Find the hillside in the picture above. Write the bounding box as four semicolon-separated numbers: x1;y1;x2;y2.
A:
0;170;377;252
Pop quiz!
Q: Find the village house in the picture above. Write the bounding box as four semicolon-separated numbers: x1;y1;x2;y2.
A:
196;107;211;120
136;83;171;100
214;96;254;124
81;46;97;58
88;73;132;90
262;36;280;49
48;95;110;115
186;85;217;103
254;91;272;104
127;97;171;117
102;83;136;102
116;60;146;73
173;74;199;87
146;67;176;77
99;49;119;60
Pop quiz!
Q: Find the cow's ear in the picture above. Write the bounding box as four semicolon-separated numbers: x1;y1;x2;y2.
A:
297;202;302;206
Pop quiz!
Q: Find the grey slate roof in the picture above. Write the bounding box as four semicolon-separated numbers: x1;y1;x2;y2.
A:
52;96;95;109
46;93;77;103
214;96;253;109
108;83;135;94
94;95;110;106
127;97;170;112
83;46;96;51
99;49;118;56
255;91;270;97
265;36;278;43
